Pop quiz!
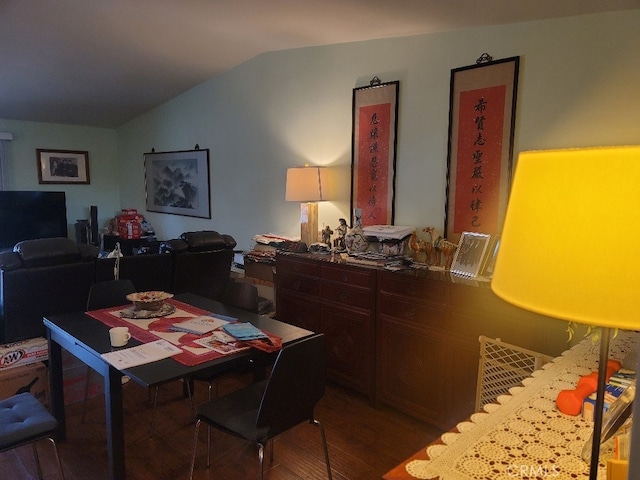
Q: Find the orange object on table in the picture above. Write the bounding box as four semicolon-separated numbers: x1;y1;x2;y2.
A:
555;359;621;416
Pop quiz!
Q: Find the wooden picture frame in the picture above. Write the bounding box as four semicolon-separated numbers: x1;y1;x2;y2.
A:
351;79;399;227
479;234;501;278
37;149;90;184
444;56;519;244
144;148;211;219
450;231;491;278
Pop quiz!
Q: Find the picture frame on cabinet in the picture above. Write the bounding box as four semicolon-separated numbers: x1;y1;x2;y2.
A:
144;148;211;219
450;231;491;278
351;78;399;227
444;56;519;244
37;149;90;184
479;234;501;278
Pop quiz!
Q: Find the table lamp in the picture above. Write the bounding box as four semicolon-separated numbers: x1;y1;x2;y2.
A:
491;146;640;480
285;165;329;246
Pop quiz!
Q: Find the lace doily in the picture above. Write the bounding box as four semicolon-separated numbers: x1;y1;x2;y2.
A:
405;331;637;479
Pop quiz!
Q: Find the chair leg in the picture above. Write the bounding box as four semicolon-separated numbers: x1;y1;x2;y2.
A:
45;437;66;480
186;380;195;420
150;386;160;435
32;442;43;479
206;381;213;467
81;366;92;424
189;419;201;480
312;419;333;480
258;442;265;480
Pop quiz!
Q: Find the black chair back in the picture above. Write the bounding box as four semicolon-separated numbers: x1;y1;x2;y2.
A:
256;333;326;439
86;279;136;310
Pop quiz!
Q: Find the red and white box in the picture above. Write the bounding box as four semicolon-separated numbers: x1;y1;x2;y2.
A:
117;208;144;239
0;337;48;370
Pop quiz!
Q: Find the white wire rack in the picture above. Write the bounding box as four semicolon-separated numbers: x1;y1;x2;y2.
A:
475;335;554;411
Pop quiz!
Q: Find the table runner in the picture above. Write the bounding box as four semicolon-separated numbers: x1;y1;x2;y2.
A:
87;298;281;366
404;331;638;480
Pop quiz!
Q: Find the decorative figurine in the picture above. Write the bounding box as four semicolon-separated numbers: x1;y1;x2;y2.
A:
423;226;458;269
322;225;333;247
408;229;432;263
333;218;348;251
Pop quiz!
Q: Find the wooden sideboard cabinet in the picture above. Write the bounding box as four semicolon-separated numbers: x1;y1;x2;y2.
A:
275;253;377;402
275;253;568;430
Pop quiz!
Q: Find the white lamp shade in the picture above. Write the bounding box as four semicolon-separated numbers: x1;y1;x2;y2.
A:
285;166;329;202
491;146;640;331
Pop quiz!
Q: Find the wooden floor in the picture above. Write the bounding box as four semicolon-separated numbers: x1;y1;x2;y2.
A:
1;372;443;479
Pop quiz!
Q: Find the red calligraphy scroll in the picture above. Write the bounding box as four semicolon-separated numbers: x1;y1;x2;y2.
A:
356;103;392;225
453;85;506;234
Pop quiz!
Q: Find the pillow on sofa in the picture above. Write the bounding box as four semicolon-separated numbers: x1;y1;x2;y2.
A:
14;237;83;268
0;251;22;271
180;231;235;252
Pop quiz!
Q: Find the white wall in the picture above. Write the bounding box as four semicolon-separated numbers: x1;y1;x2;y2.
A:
117;10;640;251
2;10;638;251
0;118;120;236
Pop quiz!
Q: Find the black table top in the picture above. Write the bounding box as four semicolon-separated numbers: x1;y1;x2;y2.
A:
44;292;313;387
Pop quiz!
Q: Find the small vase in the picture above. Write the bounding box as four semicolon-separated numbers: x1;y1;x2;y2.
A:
345;226;368;253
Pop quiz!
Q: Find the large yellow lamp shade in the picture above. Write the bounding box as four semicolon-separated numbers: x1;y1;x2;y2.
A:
492;146;640;331
491;146;640;479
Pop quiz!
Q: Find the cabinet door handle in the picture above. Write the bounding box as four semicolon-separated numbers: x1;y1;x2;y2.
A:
407;286;417;296
406;307;416;319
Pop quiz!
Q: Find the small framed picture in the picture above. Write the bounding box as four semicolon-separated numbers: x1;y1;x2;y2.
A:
450;231;492;278
480;235;501;278
37;149;90;184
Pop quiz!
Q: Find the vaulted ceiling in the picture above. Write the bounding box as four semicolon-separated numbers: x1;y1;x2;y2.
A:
1;0;638;128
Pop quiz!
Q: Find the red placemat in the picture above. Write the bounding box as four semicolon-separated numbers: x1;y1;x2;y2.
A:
86;298;280;366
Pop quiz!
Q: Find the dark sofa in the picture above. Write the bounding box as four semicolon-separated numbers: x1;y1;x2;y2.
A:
0;231;237;343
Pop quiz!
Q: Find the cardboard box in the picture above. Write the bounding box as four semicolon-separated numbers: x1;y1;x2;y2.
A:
117;209;144;239
0;361;48;405
582;382;627;421
0;337;48;369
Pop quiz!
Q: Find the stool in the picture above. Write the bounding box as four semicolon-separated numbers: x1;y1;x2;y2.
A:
0;392;65;479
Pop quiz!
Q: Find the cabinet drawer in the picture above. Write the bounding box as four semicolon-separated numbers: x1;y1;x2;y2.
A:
321;263;374;289
277;272;319;297
322;281;373;311
277;255;320;277
378;293;446;328
377;272;447;306
275;290;320;332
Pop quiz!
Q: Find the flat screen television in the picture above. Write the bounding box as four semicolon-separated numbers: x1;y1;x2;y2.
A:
0;191;68;250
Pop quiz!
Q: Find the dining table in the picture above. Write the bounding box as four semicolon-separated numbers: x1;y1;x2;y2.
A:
44;292;314;480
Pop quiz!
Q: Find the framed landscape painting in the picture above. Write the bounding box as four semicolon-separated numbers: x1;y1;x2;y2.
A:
144;149;211;218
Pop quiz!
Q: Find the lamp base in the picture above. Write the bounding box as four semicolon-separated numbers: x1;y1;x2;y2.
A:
300;202;318;247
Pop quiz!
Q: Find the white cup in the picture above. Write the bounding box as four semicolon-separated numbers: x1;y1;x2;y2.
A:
109;327;131;347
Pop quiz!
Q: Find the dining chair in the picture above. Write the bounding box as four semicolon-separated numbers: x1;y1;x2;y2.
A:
189;333;332;480
83;279;179;434
82;279;136;423
0;392;65;479
186;280;261;403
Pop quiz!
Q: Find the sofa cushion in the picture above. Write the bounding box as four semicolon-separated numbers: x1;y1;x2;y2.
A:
159;239;188;254
0;251;22;271
14;237;82;268
180;231;228;252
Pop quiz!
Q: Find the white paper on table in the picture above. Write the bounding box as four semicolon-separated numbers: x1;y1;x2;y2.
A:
101;339;182;370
